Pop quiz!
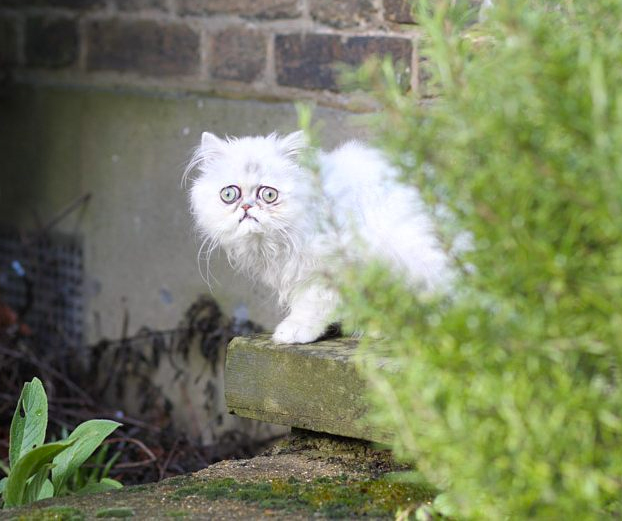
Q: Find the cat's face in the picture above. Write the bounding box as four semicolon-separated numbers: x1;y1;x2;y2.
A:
188;131;310;247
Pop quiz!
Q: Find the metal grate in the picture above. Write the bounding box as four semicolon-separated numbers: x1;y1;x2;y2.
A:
0;228;84;349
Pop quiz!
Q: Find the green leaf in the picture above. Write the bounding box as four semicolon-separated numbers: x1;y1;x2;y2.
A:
84;444;109;485
101;450;122;481
99;477;122;488
4;440;73;508
52;420;121;493
0;476;6;508
37;479;54;501
0;460;9;477
9;377;48;469
23;464;52;505
76;478;122;496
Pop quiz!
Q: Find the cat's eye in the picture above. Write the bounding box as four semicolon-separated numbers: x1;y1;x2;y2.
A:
220;185;241;204
258;186;278;204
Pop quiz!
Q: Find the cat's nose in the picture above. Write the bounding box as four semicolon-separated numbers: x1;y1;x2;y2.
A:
242;203;252;211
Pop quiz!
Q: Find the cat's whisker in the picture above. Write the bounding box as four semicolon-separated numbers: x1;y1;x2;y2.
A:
182;147;205;188
196;235;213;288
273;224;304;258
197;227;228;291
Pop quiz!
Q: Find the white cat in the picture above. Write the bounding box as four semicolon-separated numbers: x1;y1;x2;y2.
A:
186;131;452;344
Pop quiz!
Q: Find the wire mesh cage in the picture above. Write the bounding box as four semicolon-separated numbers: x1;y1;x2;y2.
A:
0;228;84;350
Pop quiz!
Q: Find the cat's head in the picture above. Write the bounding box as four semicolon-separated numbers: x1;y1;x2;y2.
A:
187;131;311;247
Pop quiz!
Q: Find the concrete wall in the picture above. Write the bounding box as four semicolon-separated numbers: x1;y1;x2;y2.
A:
0;0;408;445
0;85;367;342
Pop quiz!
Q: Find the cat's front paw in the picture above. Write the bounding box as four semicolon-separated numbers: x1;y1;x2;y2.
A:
272;320;324;344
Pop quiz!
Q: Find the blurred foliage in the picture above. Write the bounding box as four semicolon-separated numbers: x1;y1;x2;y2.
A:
342;0;622;518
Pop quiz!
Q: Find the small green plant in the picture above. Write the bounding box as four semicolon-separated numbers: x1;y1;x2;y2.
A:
0;377;122;509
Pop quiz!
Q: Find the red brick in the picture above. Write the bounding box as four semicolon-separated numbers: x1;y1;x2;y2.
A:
310;0;378;28
383;0;415;23
210;28;266;82
275;33;412;91
179;0;301;19
26;16;78;68
86;19;200;77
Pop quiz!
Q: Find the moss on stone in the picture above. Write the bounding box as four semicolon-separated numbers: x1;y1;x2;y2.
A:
12;506;85;521
123;484;152;494
94;507;135;518
161;476;192;487
170;475;436;518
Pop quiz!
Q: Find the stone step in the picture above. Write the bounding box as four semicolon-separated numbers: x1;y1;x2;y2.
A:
224;334;394;444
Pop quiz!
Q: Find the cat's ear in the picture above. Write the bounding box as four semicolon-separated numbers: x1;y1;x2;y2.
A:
201;131;227;155
182;132;226;185
277;131;307;157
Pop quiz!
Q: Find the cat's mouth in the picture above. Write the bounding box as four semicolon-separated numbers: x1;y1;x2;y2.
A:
239;213;259;224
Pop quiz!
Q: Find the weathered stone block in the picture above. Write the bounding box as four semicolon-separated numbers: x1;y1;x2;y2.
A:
310;0;378;28
209;28;266;82
275;33;412;91
225;334;395;443
0;17;17;67
179;0;301;19
87;19;200;77
383;0;415;24
25;16;78;68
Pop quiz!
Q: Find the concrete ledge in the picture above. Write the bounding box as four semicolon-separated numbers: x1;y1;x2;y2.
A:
224;334;393;444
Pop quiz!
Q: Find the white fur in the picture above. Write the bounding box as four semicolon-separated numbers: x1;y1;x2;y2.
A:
187;131;452;344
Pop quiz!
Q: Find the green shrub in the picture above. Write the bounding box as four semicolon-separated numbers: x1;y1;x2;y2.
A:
343;1;622;518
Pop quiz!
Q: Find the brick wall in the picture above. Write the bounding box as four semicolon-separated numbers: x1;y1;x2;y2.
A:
0;0;432;109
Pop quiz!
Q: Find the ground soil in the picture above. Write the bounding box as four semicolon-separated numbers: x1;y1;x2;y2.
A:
1;432;413;520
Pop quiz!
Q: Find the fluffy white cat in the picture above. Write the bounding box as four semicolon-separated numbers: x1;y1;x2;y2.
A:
186;131;452;344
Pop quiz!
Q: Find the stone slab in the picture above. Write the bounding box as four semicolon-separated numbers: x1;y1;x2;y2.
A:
225;334;394;444
1;431;416;520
